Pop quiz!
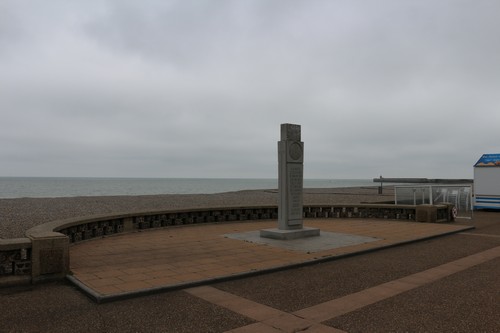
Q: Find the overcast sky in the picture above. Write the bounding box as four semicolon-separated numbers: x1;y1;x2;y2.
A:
1;0;499;179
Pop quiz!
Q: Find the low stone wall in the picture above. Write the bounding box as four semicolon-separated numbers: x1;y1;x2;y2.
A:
0;238;32;287
56;207;279;244
304;204;418;219
0;203;453;286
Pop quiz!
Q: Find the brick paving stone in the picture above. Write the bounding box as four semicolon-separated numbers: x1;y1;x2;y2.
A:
225;322;283;333
94;270;124;279
187;286;284;321
95;285;123;295
114;281;152;292
117;273;150;282
144;276;181;287
261;313;314;332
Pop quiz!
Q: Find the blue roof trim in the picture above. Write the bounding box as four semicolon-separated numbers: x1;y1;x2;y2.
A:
474;153;500;167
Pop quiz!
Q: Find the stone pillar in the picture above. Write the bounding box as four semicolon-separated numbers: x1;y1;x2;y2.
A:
415;204;438;223
29;232;69;283
123;217;135;233
278;123;304;229
260;123;320;240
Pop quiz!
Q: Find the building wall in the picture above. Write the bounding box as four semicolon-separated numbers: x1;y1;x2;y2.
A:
474;167;500;196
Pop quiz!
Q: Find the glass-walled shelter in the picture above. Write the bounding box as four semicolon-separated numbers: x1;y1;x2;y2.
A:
395;185;473;219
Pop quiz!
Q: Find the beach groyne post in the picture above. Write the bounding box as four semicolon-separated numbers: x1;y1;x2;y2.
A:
260;123;320;240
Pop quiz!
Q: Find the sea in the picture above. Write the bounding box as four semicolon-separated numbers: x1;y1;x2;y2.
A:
0;177;378;199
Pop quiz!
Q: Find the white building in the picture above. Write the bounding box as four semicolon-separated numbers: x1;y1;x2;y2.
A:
474;154;500;210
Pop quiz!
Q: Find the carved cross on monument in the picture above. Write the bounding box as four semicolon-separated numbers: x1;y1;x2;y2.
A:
260;123;320;240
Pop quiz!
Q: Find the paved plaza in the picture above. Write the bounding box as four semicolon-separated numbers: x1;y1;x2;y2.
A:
68;219;473;302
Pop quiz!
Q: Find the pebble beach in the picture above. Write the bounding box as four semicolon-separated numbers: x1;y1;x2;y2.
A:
0;186;393;239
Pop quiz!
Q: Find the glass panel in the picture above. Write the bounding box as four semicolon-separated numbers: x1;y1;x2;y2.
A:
395;185;473;219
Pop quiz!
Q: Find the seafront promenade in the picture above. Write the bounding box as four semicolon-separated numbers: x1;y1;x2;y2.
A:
1;188;499;332
1;212;498;332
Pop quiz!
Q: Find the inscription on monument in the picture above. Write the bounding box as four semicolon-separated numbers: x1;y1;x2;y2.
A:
288;164;303;220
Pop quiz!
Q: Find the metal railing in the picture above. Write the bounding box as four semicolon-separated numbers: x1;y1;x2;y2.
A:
395;185;473;219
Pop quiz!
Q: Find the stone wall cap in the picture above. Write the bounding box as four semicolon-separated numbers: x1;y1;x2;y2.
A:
0;237;31;250
28;231;67;240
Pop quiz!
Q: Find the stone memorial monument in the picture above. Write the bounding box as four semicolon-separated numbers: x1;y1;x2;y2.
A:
260;123;320;240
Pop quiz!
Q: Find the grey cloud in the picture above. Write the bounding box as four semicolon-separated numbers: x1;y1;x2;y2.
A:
1;0;499;178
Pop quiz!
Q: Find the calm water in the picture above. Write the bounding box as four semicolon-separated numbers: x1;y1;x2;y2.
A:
0;177;377;199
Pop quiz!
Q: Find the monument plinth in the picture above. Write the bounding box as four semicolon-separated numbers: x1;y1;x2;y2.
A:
260;123;320;240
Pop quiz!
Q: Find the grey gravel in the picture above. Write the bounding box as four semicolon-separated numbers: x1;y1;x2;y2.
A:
0;282;254;333
326;258;500;333
214;233;500;312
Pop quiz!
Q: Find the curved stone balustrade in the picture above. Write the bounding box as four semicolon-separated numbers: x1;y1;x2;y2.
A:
1;203;453;286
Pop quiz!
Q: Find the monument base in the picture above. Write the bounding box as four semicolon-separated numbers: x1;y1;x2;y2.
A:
260;227;320;240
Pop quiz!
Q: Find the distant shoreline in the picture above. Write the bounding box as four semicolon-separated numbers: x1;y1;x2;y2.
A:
0;177;378;199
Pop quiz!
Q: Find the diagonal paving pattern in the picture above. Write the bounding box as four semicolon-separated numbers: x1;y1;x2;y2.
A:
186;286;347;333
69;219;472;301
186;245;500;332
